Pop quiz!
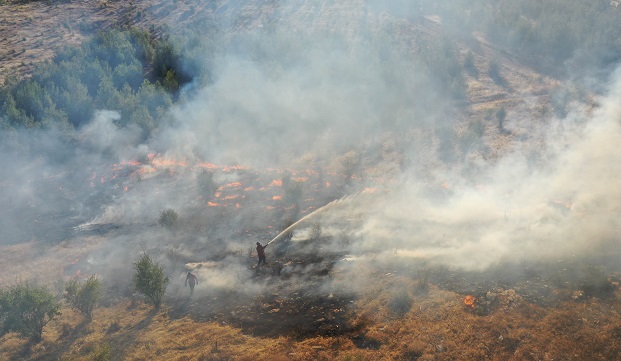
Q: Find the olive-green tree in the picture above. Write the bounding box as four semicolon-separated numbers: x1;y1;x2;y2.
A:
0;282;61;342
158;208;179;230
64;275;102;320
132;253;169;308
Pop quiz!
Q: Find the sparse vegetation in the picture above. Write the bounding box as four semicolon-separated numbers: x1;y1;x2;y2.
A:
132;253;169;308
388;290;413;317
0;282;61;342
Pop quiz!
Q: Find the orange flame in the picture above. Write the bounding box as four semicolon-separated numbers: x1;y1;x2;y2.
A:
272;195;282;201
222;165;247;172
196;161;218;169
207;202;220;207
244;186;254;191
270;179;283;187
151;158;188;168
464;295;476;308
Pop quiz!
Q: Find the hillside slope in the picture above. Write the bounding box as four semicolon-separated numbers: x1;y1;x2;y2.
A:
2;1;620;361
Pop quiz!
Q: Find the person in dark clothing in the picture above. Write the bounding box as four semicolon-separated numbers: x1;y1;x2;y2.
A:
256;242;268;266
185;271;198;296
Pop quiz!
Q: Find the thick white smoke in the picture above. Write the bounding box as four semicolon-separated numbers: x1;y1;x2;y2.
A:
322;68;621;271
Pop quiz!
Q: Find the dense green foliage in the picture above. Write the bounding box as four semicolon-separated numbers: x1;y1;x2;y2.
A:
64;275;102;320
0;28;186;133
0;282;61;342
132;253;169;308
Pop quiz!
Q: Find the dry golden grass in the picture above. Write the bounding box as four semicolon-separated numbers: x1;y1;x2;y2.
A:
0;237;103;285
1;246;621;361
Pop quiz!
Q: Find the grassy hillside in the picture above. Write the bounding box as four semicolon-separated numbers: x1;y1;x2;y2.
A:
1;1;621;360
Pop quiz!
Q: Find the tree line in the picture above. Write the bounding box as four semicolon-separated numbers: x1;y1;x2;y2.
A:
0;27;188;136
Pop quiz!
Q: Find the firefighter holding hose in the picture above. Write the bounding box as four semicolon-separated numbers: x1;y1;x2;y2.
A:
256;242;268;266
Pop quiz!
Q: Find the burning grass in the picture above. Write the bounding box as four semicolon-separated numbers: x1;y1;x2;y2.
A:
2;157;621;360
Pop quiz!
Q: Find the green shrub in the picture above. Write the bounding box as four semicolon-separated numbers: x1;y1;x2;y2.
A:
89;342;111;361
0;282;61;342
132;253;169;308
64;275;102;320
158;208;179;230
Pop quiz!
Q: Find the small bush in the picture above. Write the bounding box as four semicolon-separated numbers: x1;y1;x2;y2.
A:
389;290;413;317
89;342;111;361
579;266;615;298
496;106;507;131
415;269;430;295
64;275;102;320
463;50;478;77
197;169;217;197
488;60;507;86
158;208;178;230
132;253;169;308
282;174;304;212
308;223;322;240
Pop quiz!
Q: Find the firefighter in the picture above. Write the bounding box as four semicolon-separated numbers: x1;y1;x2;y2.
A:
256;242;268;266
185;271;198;296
